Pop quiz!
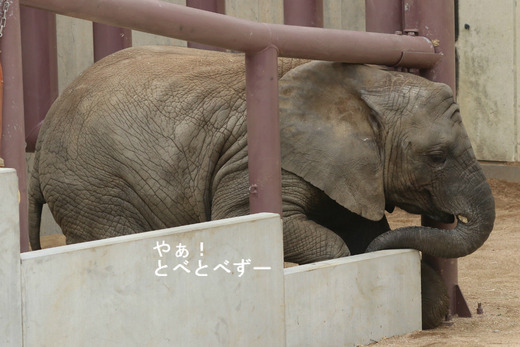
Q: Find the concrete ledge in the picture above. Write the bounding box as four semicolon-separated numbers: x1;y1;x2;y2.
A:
0;168;22;346
481;161;520;183
8;156;423;347
21;213;285;347
284;250;422;347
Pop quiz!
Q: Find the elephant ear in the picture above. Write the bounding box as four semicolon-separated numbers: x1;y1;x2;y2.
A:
279;61;387;221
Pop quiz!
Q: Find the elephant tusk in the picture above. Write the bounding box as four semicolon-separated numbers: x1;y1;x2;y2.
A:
457;215;469;224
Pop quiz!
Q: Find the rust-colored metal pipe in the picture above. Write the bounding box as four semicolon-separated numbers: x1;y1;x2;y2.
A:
415;0;469;318
416;0;457;98
284;0;323;27
186;0;226;51
93;23;132;62
0;1;30;252
365;0;402;34
20;0;440;68
402;0;420;35
245;47;282;215
20;6;59;152
0;63;3;167
367;0;469;320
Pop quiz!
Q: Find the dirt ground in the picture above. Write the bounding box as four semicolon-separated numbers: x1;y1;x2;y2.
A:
40;179;520;346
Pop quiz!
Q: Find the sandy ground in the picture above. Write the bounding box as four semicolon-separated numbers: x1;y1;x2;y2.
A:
40;179;520;346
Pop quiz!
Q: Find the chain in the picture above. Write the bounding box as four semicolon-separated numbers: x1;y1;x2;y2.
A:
0;0;10;38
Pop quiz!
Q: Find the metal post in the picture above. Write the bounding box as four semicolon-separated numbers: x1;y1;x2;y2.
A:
415;0;470;319
365;0;406;71
402;0;419;35
283;0;323;27
416;0;456;98
93;23;132;62
20;7;58;152
365;0;402;34
0;1;29;252
367;0;470;320
245;47;282;215
186;0;226;51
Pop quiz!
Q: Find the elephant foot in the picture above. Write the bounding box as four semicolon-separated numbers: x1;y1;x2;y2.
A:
421;261;450;329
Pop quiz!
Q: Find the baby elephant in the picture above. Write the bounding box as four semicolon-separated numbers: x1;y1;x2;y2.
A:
29;46;493;329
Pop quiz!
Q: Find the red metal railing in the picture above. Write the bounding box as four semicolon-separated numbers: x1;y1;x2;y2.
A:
4;0;440;251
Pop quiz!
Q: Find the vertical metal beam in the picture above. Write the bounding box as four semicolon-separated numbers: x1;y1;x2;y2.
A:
0;1;29;252
367;0;469;320
20;7;58;152
93;23;132;62
415;0;469;318
245;47;282;215
402;0;419;35
283;0;323;27
186;0;226;51
365;0;402;34
0;65;3;166
416;0;457;98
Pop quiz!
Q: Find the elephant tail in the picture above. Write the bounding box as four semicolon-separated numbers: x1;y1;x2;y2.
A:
28;160;44;250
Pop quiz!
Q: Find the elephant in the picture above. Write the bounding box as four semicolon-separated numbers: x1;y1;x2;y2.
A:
28;46;494;329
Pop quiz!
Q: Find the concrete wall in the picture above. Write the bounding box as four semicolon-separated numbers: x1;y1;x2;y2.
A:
456;0;519;162
0;169;22;346
285;250;421;347
51;1;519;163
21;213;286;347
1;168;422;346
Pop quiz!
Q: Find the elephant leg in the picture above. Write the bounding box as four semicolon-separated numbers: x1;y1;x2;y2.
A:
421;261;450;329
211;168;349;264
281;170;350;264
211;168;251;220
282;213;350;264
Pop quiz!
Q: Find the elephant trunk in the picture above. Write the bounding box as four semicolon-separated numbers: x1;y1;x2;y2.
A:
366;179;495;258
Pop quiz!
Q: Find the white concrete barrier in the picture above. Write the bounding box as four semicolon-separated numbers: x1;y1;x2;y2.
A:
0;168;22;346
21;213;285;347
285;250;422;347
1;166;422;346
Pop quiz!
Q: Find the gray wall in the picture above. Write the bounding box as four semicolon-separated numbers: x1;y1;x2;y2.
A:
456;0;519;162
54;0;519;162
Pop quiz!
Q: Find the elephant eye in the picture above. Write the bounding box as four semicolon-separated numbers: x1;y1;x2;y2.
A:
428;151;447;165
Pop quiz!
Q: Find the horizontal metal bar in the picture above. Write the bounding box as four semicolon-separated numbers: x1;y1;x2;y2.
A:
20;0;440;68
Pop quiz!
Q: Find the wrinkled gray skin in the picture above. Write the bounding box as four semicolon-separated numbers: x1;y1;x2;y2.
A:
29;46;494;329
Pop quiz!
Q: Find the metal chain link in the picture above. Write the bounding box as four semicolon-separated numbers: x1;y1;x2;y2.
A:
0;0;10;38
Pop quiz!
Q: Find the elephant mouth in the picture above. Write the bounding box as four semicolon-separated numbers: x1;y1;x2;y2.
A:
371;179;495;259
426;211;455;224
395;203;455;224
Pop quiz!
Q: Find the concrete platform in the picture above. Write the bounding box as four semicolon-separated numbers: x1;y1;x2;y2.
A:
1;168;422;346
285;250;421;347
481;161;520;183
21;213;285;347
